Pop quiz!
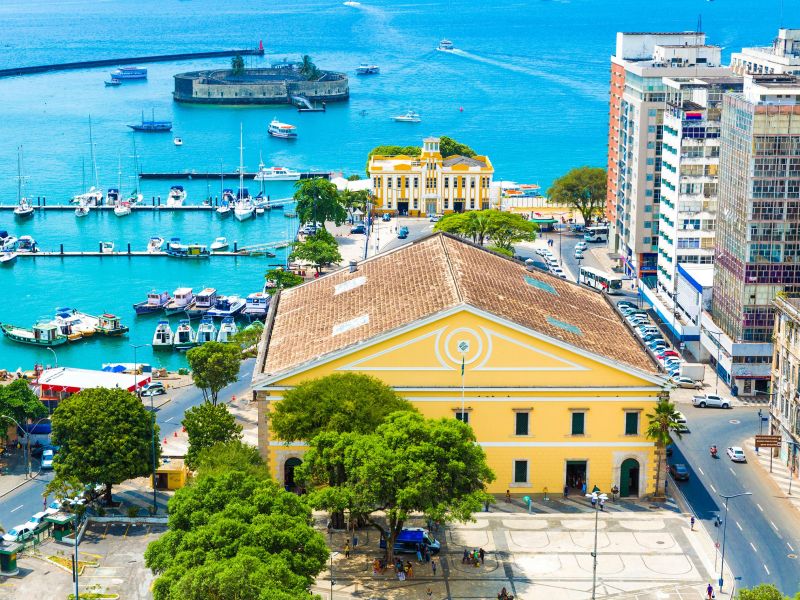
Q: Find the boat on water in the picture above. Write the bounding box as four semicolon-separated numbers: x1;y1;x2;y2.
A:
173;319;199;351
216;316;239;342
243;292;270;318
164;287;195;315
16;236;37;253
52;308;97;339
147;236;164;253
0;232;16;251
13;146;35;218
268;119;297;139
95;313;129;336
100;241;114;254
129;110;172;133
75;202;90;217
343;0;361;5
1;322;67;346
197;316;218;344
106;188;120;206
356;63;380;75
0;252;17;266
133;290;171;315
254;164;301;181
165;241;210;259
173;137;183;146
210;237;229;251
104;79;121;87
206;295;246;319
110;66;147;80
437;39;455;51
152;320;174;350
393;110;422;123
113;201;132;217
14;199;34;218
185;288;218;319
72;188;104;206
166;185;186;207
234;196;254;221
217;188;234;217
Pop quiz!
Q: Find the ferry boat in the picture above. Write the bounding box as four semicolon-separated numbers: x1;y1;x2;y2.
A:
166;185;186;207
17;236;37;253
185;288;218;319
437;39;455;51
113;201;132;217
133;290;171;315
128;110;172;133
110;66;148;80
197;316;218;344
216;316;239;342
253;165;301;181
147;236;164;253
14;199;34;219
165;242;210;259
268;119;298;139
164;287;195;315
392;110;421;123
173;319;199;351
152;320;174;350
243;292;270;318
95;313;129;336
206;295;246;319
0;252;17;266
1;322;67;346
356;63;380;75
210;237;229;252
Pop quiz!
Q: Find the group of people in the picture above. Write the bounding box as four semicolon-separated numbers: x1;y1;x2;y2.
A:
462;547;486;567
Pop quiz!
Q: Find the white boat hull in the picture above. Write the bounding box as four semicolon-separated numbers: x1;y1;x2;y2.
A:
114;206;131;217
234;208;254;221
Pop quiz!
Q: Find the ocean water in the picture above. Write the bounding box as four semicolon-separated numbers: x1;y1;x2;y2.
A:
0;0;783;369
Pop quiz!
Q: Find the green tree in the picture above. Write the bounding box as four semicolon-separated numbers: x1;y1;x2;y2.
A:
738;584;796;600
340;188;371;220
0;379;47;436
645;397;683;498
186;342;242;405
231;322;264;359
293;178;348;227
264;267;304;296
298;54;321;81
485;211;537;251
439;135;476;158
300;411;494;562
194;440;265;478
50;388;159;505
183;403;243;470
145;468;327;600
231;55;245;76
435;211;491;245
547;166;607;227
290;231;342;275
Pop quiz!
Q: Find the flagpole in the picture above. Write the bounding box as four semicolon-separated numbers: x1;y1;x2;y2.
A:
461;356;465;416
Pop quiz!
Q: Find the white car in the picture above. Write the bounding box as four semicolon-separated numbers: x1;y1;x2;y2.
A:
576;241;588;251
25;511;48;530
550;267;567;279
41;449;54;470
2;524;34;543
674;411;687;424
727;446;746;463
692;394;731;409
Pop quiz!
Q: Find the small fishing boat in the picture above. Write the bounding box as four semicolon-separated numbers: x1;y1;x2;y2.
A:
393;110;422;123
147;236;164;253
166;185;186;207
243;292;270;318
253;165;301;181
216;316;239;342
173;137;183;146
133;290;171;315
105;78;121;87
197;316;218;344
113;201;132;217
1;322;67;346
16;236;37;253
164;287;194;315
185;288;218;319
437;39;455;51
210;237;229;251
268;119;297;139
0;252;17;266
356;63;380;75
100;241;114;254
75;202;90;217
173;319;199;351
152;320;174;349
54;308;101;337
110;66;147;80
165;242;210;259
95;313;129;336
206;295;246;319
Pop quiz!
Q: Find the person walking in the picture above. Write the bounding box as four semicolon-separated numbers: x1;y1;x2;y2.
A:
431;558;437;576
416;545;423;563
344;541;350;558
479;547;485;565
690;516;696;531
706;582;714;599
581;482;587;495
563;485;569;498
427;587;433;599
590;495;597;509
599;497;605;511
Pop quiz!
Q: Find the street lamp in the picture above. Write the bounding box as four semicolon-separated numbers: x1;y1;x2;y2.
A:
46;346;58;368
585;485;608;600
131;343;156;513
717;491;752;592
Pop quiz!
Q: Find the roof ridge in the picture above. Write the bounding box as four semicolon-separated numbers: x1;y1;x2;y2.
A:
440;233;464;303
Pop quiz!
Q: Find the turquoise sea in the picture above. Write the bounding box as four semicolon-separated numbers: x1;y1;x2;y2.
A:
0;0;782;369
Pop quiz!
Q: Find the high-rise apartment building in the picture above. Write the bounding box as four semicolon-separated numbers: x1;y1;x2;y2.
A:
731;28;800;76
607;32;728;281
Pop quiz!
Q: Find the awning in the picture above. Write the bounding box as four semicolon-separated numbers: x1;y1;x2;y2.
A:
36;367;150;394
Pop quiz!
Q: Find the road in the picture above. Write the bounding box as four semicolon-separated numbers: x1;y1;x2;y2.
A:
669;404;800;594
0;359;255;530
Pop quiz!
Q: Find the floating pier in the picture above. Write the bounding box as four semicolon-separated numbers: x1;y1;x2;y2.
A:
137;171;332;180
0;196;296;211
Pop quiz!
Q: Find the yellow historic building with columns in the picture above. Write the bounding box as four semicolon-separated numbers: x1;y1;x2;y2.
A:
253;233;667;497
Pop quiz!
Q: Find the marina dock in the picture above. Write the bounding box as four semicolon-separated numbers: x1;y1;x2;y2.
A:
0;197;296;211
137;171;332;180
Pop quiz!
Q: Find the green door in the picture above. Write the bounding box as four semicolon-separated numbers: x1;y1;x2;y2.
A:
619;458;640;497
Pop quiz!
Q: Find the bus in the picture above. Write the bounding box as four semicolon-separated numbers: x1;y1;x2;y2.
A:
584;226;609;243
579;266;623;294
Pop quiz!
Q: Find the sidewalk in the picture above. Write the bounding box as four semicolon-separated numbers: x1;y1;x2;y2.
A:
0;447;39;498
743;438;800;514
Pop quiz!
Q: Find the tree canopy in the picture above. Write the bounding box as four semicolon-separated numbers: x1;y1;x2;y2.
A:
144;449;327;600
290;230;342;275
646;398;683;498
230;55;245;76
439;135;476;158
298;54;321;81
293;178;347;227
50;388;158;504
264;267;304;296
546;166;607;226
194;440;265;478
435;209;536;250
183;402;243;470
0;379;47;434
737;584;800;600
186;342;242;405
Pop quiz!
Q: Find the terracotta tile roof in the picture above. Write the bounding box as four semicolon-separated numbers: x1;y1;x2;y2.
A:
258;233;657;378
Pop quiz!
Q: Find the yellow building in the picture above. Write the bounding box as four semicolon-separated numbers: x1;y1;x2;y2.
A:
368;137;496;217
253;233;667;498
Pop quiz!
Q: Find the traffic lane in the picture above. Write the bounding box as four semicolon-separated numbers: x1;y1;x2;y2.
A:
379;218;433;253
0;470;53;530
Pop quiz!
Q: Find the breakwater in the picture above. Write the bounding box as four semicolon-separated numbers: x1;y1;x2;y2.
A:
0;47;265;78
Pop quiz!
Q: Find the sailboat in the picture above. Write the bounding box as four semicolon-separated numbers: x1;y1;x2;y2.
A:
112;157;131;217
71;118;104;206
233;125;255;221
13;147;34;219
75;200;90;218
127;135;143;204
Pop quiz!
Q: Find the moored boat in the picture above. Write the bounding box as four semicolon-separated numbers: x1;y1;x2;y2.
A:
173;137;183;146
164;287;194;315
253;165;301;181
166;185;186;207
75;202;90;217
392;110;421;123
95;313;129;336
210;237;229;251
71;187;104;206
0;252;17;266
216;316;239;342
0;232;17;251
173;319;198;351
268;119;297;139
100;241;114;254
105;78;121;87
1;322;68;346
165;242;210;258
16;236;37;253
437;39;455;51
110;66;147;80
206;295;246;319
243;291;270;318
128;109;172;133
133;290;171;315
185;288;218;319
14;199;34;219
152;320;174;349
356;63;380;75
147;236;164;253
197;316;218;344
52;309;96;339
113;201;132;217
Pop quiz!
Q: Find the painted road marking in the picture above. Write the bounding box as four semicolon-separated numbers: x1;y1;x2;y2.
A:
764;564;770;575
789;543;795;552
736;521;743;531
757;503;764;512
770;520;779;531
709;483;717;494
729;467;737;476
750;542;758;553
698;467;705;476
9;504;23;513
165;417;175;423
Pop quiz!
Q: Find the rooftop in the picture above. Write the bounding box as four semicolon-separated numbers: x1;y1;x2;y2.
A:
442;155;487;167
256;233;657;379
35;367;150;394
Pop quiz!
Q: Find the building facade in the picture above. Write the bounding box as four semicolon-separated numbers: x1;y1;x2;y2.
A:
606;32;729;281
368;137;495;216
731;29;800;76
253;233;667;498
770;296;800;481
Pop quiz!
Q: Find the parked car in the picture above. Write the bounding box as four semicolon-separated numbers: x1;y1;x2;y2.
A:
576;241;588;252
350;224;366;234
669;463;690;481
429;214;441;222
727;446;746;462
41;449;54;470
2;524;35;543
380;527;441;555
26;511;48;530
551;268;567;279
574;249;584;259
692;394;731;409
674;411;687;423
671;376;701;390
660;350;681;359
397;226;409;239
140;382;166;397
672;422;690;434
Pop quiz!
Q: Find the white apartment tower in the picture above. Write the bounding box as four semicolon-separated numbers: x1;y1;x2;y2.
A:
731;28;800;76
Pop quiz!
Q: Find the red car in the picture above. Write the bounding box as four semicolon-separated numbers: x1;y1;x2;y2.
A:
658;351;680;359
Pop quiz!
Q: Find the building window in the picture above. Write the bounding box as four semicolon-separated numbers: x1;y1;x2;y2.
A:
444;177;449;189
470;178;475;189
513;460;529;484
571;412;585;435
413;177;418;188
455;411;469;424
625;412;639;435
515;412;530;436
405;178;409;189
387;178;392;189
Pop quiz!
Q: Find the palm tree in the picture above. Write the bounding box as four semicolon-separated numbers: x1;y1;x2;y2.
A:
645;397;683;499
299;55;315;78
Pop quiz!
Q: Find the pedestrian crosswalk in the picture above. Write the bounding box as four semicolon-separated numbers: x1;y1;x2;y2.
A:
505;496;661;515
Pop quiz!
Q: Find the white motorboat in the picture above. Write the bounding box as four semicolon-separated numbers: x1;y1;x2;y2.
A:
216;316;239;342
255;207;265;215
234;199;254;221
100;241;114;254
268;119;297;139
113;201;132;217
206;295;246;319
243;291;270;318
185;288;218;319
437;39;455;51
216;204;231;217
164;287;194;315
173;137;183;146
152;320;174;349
210;237;229;251
14;199;34;218
173;319;198;351
147;236;164;253
166;185;187;207
75;202;90;217
253;164;301;181
0;252;17;266
343;1;361;5
16;236;36;253
0;232;16;251
217;188;235;217
197;317;218;344
356;63;380;75
71;187;103;206
393;110;421;123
